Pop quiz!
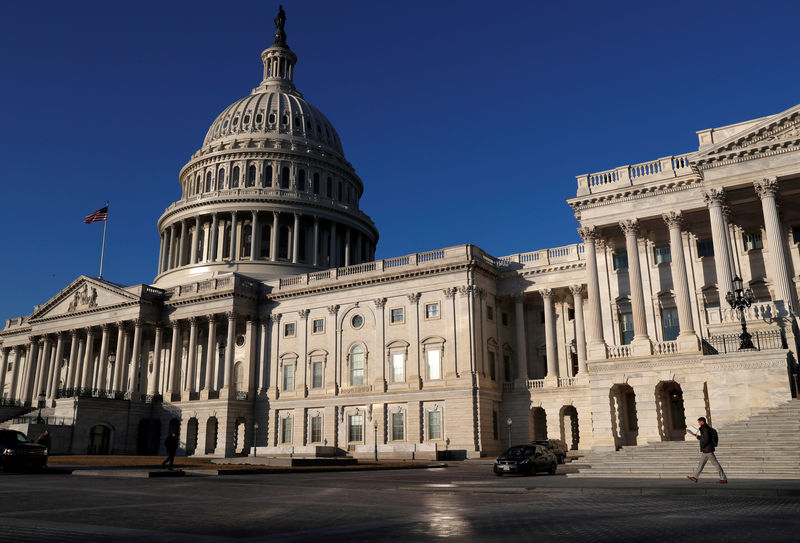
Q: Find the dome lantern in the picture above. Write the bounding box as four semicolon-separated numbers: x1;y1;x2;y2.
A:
258;5;297;91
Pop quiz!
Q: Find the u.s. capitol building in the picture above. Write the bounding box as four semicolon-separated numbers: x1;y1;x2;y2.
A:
2;8;798;459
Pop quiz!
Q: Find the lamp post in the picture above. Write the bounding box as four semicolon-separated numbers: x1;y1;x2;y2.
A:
725;275;756;350
373;419;378;462
35;391;46;424
253;422;259;457
506;417;513;447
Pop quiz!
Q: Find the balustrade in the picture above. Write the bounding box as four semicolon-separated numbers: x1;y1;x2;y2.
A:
607;345;632;359
576;153;693;195
653;340;678;355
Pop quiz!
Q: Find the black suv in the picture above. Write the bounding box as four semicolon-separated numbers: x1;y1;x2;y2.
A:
0;430;48;472
493;444;557;476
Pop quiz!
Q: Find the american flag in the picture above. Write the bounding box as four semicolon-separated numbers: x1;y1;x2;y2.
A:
84;205;108;224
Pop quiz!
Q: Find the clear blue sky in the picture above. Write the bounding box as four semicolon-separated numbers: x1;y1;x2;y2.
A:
1;0;798;324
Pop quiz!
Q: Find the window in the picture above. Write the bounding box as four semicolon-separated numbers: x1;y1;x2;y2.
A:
298;169;306;191
232;166;240;188
488;350;496;380
487;306;494;320
218;168;225;189
743;232;763;251
350;346;364;386
241;225;252;258
243;114;250;124
425;303;440;319
269;113;276;124
311;361;323;388
427;349;441;380
337;182;342;201
281;167;290;189
620;312;634;345
613;252;628;271
312;318;325;334
351;314;364;329
348;414;363;442
263;164;272;187
571;352;579;376
255;113;263;124
247;165;256;187
205;171;212;192
313;173;320;194
326;177;332;197
503;354;511;381
568;307;575;321
281;417;292;443
392;412;404;441
282;364;294;391
284;322;296;337
662;307;679;342
310;416;322;443
391;353;404;382
390;308;404;324
501;312;509;326
653;245;671;264
697;239;714;257
428;410;442;440
281;114;288;125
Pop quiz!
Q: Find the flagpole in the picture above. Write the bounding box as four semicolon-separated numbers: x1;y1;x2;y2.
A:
99;201;109;279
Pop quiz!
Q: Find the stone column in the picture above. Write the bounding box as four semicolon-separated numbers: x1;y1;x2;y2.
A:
703;188;734;303
209;213;219;262
80;328;95;391
112;323;125;392
269;313;282;395
257;318;269;393
251;211;259;260
578;227;606;359
297;310;309;394
167;321;181;399
33;336;51;400
541;289;558;381
270;212;279;261
373;298;387;386
292;213;300;264
330;223;337;267
8;347;22;401
312;217;320;267
223;312;236;391
177;221;187;268
569;285;588;375
0;347;9;398
619;219;651;355
167;224;177;270
754;178;795;315
229;211;238;261
190;215;201;264
66;331;79;390
663;212;699;351
148;325;162;397
513;295;527;381
128;320;143;394
96;324;111;391
344;228;351;267
185;317;198;396
21;339;38;403
205;316;217;392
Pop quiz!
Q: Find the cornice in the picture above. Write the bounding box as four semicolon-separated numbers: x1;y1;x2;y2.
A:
694;144;800;172
501;261;586;279
568;177;701;211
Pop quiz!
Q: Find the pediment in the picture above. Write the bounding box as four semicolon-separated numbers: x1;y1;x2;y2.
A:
29;276;140;321
693;103;800;170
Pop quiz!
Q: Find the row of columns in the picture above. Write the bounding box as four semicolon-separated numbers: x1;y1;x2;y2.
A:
158;211;375;274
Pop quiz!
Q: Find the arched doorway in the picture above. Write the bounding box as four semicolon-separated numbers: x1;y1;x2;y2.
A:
205;417;218;454
87;425;111;455
609;384;638;448
656;381;687;441
530;407;547;441
560;405;579;450
148;419;161;455
186;418;199;456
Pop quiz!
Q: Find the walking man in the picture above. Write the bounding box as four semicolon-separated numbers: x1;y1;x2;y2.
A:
687;417;727;484
161;432;179;470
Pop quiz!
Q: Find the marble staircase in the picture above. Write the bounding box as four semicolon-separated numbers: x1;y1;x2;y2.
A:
569;399;800;479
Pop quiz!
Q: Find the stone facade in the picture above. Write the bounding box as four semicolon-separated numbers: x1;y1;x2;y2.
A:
2;9;798;458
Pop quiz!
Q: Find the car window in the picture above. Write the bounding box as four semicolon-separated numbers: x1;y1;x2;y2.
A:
16;432;30;443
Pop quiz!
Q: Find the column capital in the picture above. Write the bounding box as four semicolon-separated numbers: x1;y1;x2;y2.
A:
373;297;387;309
226;311;237;321
662;211;684;230
407;292;421;305
100;323;111;332
207;314;217;324
132;318;143;328
442;287;457;299
577;225;599;242
170;319;182;330
270;312;282;323
327;305;339;315
70;330;79;339
568;284;584;298
702;187;726;206
458;285;474;298
540;288;554;300
187;316;198;327
298;309;310;320
754;177;778;200
618;219;640;236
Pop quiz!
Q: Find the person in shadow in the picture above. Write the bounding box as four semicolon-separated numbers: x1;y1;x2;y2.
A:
162;432;179;470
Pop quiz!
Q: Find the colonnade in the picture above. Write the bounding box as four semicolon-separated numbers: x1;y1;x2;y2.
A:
158;210;375;275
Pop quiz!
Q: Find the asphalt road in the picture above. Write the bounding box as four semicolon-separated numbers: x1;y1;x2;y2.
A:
0;462;798;542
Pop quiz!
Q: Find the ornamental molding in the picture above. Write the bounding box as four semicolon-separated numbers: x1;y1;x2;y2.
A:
753;177;779;200
618;219;640;237
442;287;457;299
702;187;726;206
568;178;701;212
702;356;787;372
577;226;599;242
662;211;684;230
589;356;703;374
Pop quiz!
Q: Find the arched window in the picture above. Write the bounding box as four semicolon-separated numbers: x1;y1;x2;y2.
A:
279;225;290;259
350;345;365;386
205;171;212;192
312;173;320;195
297;169;306;191
218;168;225;189
263;163;272;187
326;177;332;198
281;167;290;189
337;182;343;201
196;228;205;262
232;166;240;188
247;165;256;187
241;225;252;258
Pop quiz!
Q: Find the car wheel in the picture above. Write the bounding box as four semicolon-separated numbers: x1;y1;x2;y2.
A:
548;462;557;475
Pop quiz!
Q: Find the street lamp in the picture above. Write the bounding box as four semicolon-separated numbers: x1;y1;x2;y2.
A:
373;419;379;462
506;417;513;447
253;422;259;457
725;275;756;350
35;391;46;424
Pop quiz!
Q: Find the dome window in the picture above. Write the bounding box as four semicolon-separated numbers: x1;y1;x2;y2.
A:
243;114;251;124
263;163;272;187
232;166;240;188
298;169;306;191
312;173;320;195
306;120;312;130
218;168;225;188
233;117;239;126
247;165;256;187
256;113;263;124
294;116;300;126
326;177;332;198
223;120;229;129
281;167;290;189
316;123;321;134
269;113;276;124
205;171;212;192
282;115;288;125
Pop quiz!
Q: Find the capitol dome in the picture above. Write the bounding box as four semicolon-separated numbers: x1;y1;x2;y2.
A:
153;6;378;288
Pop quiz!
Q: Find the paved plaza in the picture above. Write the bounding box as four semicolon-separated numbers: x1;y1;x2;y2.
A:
0;462;798;542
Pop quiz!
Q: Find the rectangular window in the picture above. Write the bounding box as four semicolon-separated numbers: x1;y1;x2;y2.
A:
348;414;363;442
793;226;800;244
312;319;325;334
744;232;763;251
620;313;634;345
284;322;296;337
311;361;323;388
427;349;441;380
282;363;295;391
281;417;293;444
310;416;322;443
568;307;575;321
392;412;404;441
503;354;511;381
390;307;404;324
697;239;714;257
391;353;404;382
425;303;440;319
488;350;496;380
487;306;494;320
350;354;364;386
653;245;671;264
613;252;628;271
428;411;442;440
662;307;680;342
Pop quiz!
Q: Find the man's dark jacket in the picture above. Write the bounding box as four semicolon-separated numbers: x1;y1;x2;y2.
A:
697;424;716;453
165;434;179;453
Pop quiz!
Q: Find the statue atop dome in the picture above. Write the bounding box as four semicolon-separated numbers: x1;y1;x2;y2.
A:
273;5;287;47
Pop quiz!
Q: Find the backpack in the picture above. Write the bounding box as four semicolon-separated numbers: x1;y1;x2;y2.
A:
710;426;719;447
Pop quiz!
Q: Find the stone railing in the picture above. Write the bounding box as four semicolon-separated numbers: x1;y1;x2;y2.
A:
526;379;545;389
557;377;578;387
706;301;778;325
607;345;632;359
164;275;258;300
576;153;693;196
496;243;584;269
653;340;678;355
